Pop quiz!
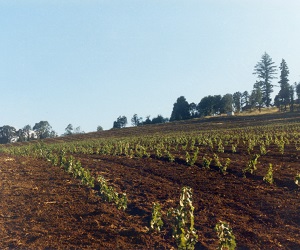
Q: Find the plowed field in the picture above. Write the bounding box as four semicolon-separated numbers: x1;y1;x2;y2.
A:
1;112;300;249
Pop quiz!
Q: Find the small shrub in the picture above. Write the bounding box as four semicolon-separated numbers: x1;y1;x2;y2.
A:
165;150;175;162
168;187;198;250
295;173;300;186
202;155;212;169
263;164;274;185
231;144;237;153
116;193;127;211
186;148;199;166
150;202;164;232
243;154;260;177
260;143;267;155
215;220;236;250
213;153;221;168
97;175;127;210
220;158;230;174
217;141;224;153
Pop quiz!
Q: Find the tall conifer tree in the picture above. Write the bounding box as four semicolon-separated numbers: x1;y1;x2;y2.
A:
253;52;277;107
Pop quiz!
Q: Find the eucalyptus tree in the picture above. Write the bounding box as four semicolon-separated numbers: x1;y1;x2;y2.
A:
33;121;54;139
0;125;16;144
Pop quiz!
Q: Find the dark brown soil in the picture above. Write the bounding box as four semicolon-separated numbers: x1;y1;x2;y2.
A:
1;112;300;249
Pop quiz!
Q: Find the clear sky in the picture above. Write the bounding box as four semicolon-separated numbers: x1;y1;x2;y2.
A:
0;0;299;134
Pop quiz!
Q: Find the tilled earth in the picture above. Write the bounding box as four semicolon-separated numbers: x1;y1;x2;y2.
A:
0;145;300;249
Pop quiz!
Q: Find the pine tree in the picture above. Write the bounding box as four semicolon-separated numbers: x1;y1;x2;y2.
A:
278;59;290;111
253;52;277;107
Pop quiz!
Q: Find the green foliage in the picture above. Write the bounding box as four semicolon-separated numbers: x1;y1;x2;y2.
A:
116;193;128;211
185;151;191;165
165;150;175;162
168;187;198;250
186;148;199;166
295;173;300;186
113;116;127;129
170;96;191;121
33;120;56;139
202;155;212;169
253;52;277;107
277;140;285;155
220;158;230;174
217;140;224;153
243;154;260;177
215;220;236;250
213;153;221;167
260;142;267;155
150;202;164;232
247;139;255;155
231;144;237;153
81;168;95;188
97;175;127;210
263;164;274;185
135;144;150;158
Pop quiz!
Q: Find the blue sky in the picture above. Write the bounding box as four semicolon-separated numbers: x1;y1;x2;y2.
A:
0;0;299;134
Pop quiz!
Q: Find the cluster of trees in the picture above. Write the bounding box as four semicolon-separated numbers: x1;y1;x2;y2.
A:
111;53;299;130
2;52;299;142
64;124;85;136
169;52;300;121
0;121;90;144
112;114;169;129
0;121;57;144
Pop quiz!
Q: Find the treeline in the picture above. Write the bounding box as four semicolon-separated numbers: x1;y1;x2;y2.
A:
0;121;56;144
113;52;300;127
0;122;88;144
1;52;299;143
112;114;169;129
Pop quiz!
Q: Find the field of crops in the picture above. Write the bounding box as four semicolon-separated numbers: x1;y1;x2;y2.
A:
1;112;300;249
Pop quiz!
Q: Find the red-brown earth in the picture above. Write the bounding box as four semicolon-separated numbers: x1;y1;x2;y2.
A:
0;112;300;249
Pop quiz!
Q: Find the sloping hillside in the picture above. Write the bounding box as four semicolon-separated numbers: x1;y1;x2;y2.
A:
1;111;300;249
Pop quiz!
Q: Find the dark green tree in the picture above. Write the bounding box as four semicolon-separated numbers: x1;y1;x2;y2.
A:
250;83;263;111
33;121;54;139
0;125;16;144
17;125;32;141
220;94;233;114
113;116;127;129
170;96;191;121
142;116;152;125
189;102;198;118
97;125;103;131
17;129;26;142
241;91;250;110
233;92;242;113
253;52;277;107
151;115;168;124
289;84;295;112
131;114;142;126
197;95;221;116
22;125;32;141
65;124;73;135
296;82;300;104
278;59;290;111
